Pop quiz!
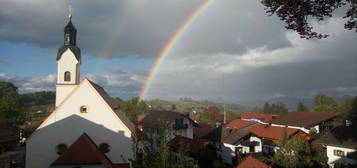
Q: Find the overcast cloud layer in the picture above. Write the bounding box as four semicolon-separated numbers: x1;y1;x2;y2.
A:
0;0;356;107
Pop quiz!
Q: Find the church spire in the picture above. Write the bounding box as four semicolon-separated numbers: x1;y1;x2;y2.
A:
64;5;77;46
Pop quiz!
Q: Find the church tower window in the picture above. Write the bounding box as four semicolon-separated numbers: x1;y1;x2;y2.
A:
64;71;71;81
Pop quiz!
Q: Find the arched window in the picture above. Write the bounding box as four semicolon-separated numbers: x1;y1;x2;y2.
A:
56;144;67;155
80;105;88;113
99;143;110;153
64;71;71;81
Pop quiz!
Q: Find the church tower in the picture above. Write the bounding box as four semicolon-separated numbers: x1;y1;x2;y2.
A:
55;10;81;106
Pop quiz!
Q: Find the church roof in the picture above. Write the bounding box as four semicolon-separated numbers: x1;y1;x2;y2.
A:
64;20;77;31
87;79;136;134
51;133;116;167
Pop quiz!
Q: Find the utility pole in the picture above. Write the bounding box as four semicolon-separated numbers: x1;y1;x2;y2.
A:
223;72;226;124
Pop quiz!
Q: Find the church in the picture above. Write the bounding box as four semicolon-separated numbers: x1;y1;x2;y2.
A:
26;12;135;168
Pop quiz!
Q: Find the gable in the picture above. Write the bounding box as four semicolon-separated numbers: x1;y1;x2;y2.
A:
57;45;81;62
57;48;79;65
29;79;135;141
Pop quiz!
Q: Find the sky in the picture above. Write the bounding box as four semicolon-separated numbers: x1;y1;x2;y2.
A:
0;0;356;107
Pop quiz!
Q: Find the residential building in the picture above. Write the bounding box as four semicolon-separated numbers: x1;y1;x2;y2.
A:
208;119;311;164
140;110;198;140
269;112;336;134
316;126;357;168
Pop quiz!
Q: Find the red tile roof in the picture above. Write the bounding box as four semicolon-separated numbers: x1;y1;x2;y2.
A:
137;115;145;122
250;124;299;140
269;112;336;128
193;123;212;139
236;156;271;168
225;119;256;130
51;133;116;168
0;126;19;143
240;113;279;122
168;136;209;156
205;107;223;123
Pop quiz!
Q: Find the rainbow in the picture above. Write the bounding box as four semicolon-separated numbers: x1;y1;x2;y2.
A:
139;0;215;101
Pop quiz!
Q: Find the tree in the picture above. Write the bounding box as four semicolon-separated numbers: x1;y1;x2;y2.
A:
348;96;357;125
131;121;192;168
225;110;238;123
0;82;25;128
198;111;216;127
297;102;308;112
116;97;148;123
263;102;271;114
261;0;357;39
264;102;288;115
312;94;337;113
273;128;326;168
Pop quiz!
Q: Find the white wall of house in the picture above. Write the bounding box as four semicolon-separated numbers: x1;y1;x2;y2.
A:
171;117;193;139
249;136;262;152
26;80;134;168
326;145;356;168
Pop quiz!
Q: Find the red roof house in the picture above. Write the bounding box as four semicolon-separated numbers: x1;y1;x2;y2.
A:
236;156;271;168
193;123;212;139
225;119;256;130
250;124;309;141
240;113;279;122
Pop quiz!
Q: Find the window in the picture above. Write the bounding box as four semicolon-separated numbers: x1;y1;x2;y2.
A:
80;106;88;113
65;34;70;45
175;118;184;126
333;150;345;157
56;144;67;155
99;143;110;153
64;71;71;81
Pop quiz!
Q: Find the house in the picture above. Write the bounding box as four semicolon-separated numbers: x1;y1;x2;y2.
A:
249;124;311;155
315;126;357;168
26;14;135;168
193;123;212;139
269;112;336;134
140;110;198;140
210;119;311;164
236;156;271;168
240;113;279;124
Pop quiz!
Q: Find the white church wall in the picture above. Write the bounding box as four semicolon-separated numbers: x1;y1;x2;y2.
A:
55;84;77;106
57;49;79;84
26;80;133;168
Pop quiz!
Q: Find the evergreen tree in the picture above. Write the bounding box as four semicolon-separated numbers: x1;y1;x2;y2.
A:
297;102;308;112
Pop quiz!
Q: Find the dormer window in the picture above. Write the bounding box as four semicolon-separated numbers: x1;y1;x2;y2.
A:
64;71;71;81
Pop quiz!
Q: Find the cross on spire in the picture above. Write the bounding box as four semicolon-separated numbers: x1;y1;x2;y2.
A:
68;4;73;19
